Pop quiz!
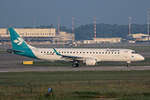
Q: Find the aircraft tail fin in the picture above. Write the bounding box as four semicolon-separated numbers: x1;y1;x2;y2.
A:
8;27;36;58
8;27;30;50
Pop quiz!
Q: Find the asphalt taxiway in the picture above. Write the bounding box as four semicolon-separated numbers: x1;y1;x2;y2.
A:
1;65;150;72
0;53;150;72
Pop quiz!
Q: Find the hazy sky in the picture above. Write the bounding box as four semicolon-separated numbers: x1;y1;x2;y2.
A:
0;0;150;27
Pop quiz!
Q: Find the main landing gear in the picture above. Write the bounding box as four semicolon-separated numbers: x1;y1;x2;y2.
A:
72;60;79;68
126;61;131;67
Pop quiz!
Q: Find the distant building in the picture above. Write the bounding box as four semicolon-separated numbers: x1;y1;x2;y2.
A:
83;40;96;44
0;28;74;44
0;28;56;37
53;31;75;44
131;33;148;39
0;28;9;37
83;37;122;44
130;33;150;42
93;38;122;43
58;31;74;41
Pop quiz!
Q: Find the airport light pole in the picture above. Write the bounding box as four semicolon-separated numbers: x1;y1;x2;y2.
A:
72;17;75;42
57;16;60;34
94;17;97;38
72;17;74;34
128;16;132;36
147;9;150;42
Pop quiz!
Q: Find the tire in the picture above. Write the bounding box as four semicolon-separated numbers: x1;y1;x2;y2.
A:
72;61;79;68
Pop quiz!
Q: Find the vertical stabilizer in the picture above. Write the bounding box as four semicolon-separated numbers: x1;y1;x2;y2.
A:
9;27;29;50
8;28;36;58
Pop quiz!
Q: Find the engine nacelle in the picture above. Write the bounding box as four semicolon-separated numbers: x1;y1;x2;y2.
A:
85;59;97;66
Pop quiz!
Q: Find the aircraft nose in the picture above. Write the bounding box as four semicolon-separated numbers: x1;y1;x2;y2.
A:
139;55;145;61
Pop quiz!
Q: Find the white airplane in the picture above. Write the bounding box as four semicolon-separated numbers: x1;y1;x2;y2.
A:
7;27;145;67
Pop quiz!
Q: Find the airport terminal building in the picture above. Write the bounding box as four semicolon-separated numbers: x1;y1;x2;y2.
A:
82;37;122;44
0;28;75;44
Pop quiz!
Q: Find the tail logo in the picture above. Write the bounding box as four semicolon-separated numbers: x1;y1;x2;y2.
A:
13;37;23;45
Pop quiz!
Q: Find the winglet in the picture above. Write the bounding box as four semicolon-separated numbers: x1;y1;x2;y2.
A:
53;48;61;56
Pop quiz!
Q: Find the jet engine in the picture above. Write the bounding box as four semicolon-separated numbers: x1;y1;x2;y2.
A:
85;59;97;66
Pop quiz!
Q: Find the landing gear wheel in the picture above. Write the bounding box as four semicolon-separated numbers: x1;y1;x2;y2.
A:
72;61;79;68
72;63;79;68
126;61;131;67
127;63;129;67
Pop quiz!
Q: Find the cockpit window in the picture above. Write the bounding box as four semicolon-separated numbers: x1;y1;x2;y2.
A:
132;51;138;54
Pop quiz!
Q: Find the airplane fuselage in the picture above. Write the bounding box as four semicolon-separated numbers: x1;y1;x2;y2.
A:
30;48;144;63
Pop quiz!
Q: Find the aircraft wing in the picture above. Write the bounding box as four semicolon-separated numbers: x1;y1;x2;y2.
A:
53;48;84;61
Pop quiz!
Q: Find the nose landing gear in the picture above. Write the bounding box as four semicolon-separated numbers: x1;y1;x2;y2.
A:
126;61;131;67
